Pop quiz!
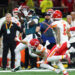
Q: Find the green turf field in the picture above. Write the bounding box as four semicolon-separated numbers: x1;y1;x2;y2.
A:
0;71;75;75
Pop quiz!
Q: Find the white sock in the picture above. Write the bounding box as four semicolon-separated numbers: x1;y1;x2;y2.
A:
15;43;27;68
15;50;21;68
57;61;67;74
47;55;66;62
40;63;58;72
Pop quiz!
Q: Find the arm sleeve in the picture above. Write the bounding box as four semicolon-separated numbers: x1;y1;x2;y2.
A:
70;27;75;31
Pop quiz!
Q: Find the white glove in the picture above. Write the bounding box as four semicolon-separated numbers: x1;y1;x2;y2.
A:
22;9;28;16
57;44;60;48
18;6;22;11
45;40;50;48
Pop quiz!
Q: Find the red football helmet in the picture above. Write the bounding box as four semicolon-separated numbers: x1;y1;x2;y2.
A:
30;39;40;48
52;10;62;19
48;9;54;13
13;8;18;13
12;8;19;18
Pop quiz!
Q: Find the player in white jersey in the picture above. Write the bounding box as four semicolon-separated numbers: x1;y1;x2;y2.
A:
52;12;70;45
52;20;70;44
49;10;71;75
12;8;22;46
29;39;71;74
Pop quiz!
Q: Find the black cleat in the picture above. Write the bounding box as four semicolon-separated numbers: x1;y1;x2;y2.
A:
11;66;20;72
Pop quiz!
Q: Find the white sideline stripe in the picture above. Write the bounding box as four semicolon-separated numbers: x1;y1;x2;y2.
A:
0;69;75;72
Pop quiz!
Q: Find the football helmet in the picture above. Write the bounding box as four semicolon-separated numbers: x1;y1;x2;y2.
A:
12;8;19;18
52;10;62;19
30;39;40;48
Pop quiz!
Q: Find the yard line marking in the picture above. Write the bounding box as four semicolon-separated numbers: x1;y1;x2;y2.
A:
0;69;75;72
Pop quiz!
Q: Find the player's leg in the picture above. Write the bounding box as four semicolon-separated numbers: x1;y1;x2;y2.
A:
13;34;34;71
15;43;27;66
47;55;67;62
57;61;69;75
15;34;33;67
40;63;61;74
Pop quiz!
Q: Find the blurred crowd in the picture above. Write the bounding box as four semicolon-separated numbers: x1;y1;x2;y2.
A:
0;0;75;17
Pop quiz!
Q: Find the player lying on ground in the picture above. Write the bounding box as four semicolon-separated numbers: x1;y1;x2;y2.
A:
29;38;71;75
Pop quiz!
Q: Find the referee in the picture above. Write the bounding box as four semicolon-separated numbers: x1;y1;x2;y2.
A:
0;13;22;70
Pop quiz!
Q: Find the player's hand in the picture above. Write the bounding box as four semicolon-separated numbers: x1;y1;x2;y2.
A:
37;60;44;64
14;37;20;42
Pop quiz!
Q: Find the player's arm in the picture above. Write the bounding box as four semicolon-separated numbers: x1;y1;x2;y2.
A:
37;51;48;64
15;37;28;45
37;52;48;64
37;45;48;63
13;17;21;27
43;51;48;64
36;26;40;32
29;49;39;57
28;18;39;27
18;12;24;23
53;27;60;45
20;40;28;45
18;9;30;22
66;28;71;40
